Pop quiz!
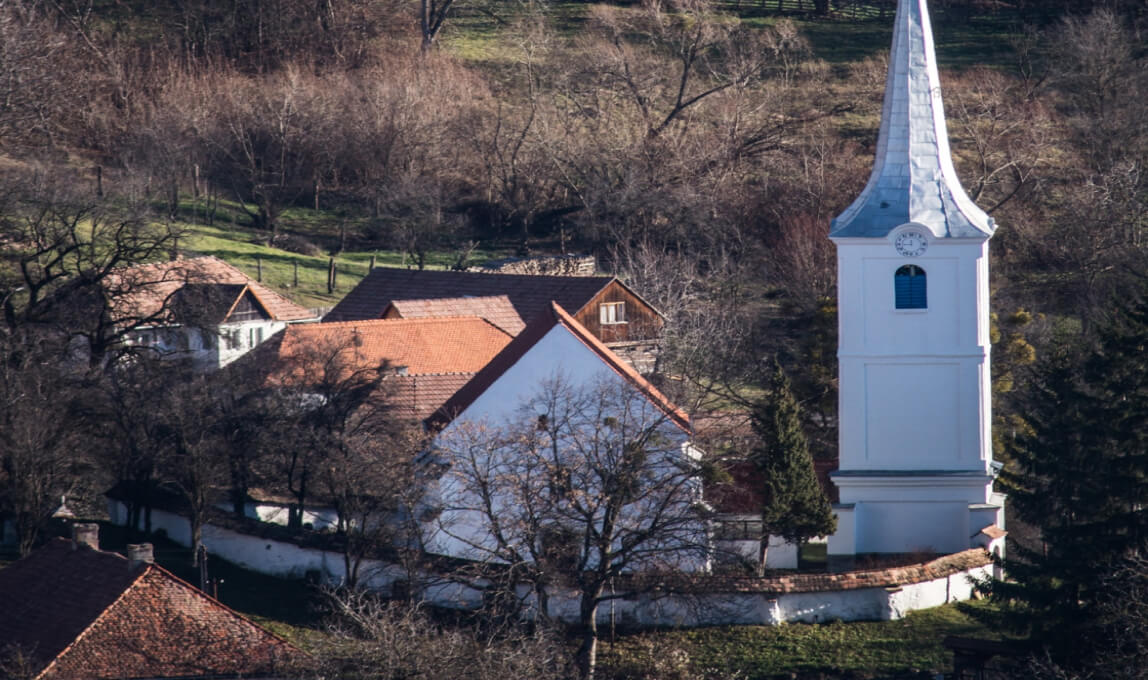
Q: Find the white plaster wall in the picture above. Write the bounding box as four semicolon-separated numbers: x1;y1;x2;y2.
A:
217;319;286;368
835;238;992;473
855;501;968;554
107;500;991;627
252;504;340;532
427;324;704;571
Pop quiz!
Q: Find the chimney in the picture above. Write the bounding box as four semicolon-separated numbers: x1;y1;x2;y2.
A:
127;543;155;570
72;523;99;551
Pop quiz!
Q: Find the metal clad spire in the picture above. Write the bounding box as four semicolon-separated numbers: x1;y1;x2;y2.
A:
830;0;994;239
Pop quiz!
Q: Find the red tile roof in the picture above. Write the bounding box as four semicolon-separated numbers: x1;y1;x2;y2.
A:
431;302;690;433
0;539;301;680
108;256;315;325
390;373;480;420
384;295;526;335
264;317;513;384
324;268;621;325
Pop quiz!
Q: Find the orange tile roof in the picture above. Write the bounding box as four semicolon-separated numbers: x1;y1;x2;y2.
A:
432;303;690;434
0;539;302;680
266;317;513;384
390;373;481;420
108;256;315;325
384;296;526;335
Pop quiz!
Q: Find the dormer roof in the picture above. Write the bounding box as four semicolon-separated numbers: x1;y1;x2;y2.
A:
830;0;994;241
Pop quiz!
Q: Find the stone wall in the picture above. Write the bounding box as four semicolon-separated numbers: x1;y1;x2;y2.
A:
108;499;992;627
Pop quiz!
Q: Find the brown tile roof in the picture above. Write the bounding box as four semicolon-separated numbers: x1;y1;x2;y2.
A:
0;539;301;680
620;548;994;595
108;256;315;325
384;295;526;335
431;302;690;433
324;268;620;325
264;317;513;384
391;373;479;420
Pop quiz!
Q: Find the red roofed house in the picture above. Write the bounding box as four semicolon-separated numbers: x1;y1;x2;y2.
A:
0;524;302;680
323;268;664;373
423;303;708;572
260;316;514;421
109;256;318;370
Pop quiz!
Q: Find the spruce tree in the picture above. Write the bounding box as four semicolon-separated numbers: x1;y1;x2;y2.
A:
977;287;1148;668
749;358;836;571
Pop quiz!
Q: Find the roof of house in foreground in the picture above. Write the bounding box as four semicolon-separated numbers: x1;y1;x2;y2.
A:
0;538;301;680
108;256;315;325
431;302;690;433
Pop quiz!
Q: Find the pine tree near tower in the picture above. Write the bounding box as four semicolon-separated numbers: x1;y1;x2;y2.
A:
750;358;836;575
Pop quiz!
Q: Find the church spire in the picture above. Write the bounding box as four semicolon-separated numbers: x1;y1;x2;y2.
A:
830;0;994;239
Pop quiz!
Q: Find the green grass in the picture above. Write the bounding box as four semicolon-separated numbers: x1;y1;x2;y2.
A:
179;222;503;309
601;602;1000;679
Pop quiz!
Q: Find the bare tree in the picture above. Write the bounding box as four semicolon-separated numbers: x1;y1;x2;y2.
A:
431;375;708;679
308;588;573;680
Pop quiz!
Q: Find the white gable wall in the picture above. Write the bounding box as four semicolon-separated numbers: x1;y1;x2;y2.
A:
426;324;704;570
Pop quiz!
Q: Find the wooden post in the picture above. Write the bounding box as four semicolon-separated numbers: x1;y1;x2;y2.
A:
314;179;320;211
369;254;376;272
256;257;263;282
327;257;335;294
293;261;299;288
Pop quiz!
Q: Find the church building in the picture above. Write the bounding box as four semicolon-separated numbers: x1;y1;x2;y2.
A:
827;0;1006;560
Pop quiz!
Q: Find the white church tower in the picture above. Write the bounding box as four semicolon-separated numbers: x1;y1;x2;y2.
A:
826;0;1005;559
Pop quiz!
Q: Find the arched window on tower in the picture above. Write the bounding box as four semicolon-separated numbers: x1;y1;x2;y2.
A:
895;265;927;309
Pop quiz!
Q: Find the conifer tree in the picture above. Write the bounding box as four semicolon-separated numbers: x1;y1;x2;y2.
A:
749;358;836;572
977;287;1148;670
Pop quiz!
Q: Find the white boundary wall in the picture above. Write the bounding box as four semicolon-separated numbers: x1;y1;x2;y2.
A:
109;500;991;626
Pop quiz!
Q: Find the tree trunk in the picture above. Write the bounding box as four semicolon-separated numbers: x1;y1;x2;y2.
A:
191;515;203;567
576;589;602;680
757;534;769;577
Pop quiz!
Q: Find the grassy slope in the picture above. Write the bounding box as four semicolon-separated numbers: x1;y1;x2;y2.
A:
601;603;998;679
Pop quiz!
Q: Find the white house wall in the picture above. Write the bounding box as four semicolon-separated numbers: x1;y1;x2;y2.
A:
428;324;703;569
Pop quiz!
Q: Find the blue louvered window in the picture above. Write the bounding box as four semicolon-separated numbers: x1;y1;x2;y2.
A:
895;265;927;309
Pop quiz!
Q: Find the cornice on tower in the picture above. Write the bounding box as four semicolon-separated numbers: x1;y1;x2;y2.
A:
830;0;994;240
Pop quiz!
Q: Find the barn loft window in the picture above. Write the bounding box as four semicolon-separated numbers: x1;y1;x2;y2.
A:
895;265;927;309
599;301;626;325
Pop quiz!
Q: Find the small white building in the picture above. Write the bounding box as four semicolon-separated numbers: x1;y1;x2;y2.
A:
827;0;1005;560
109;256;318;370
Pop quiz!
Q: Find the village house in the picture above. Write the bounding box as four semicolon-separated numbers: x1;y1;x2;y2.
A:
323;268;664;373
0;524;303;680
422;302;708;571
109;256;318;370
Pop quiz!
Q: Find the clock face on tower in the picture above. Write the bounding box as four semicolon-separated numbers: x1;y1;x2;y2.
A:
895;230;928;257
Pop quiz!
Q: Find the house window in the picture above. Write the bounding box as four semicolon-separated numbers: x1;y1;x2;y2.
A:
599;302;626;325
895;265;927;309
248;326;264;347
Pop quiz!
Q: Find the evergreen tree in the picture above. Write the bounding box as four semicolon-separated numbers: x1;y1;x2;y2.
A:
976;287;1148;670
749;358;836;571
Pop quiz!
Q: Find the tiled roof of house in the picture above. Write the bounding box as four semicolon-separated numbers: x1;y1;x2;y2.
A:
384;295;526;335
391;373;479;420
108;256;315;325
324;268;620;324
265;317;513;382
0;538;300;680
431;302;690;433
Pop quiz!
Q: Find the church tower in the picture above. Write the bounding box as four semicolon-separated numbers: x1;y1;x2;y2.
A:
827;0;1005;559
